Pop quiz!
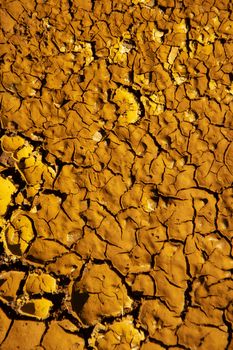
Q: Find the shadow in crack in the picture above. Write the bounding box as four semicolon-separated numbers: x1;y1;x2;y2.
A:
71;290;89;315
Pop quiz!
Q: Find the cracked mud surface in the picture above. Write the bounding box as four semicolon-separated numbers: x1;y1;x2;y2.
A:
0;0;233;349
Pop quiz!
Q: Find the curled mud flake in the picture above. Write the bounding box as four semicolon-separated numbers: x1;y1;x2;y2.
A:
89;316;145;350
141;93;165;116
0;270;25;302
112;86;141;124
1;135;25;153
17;152;55;187
42;321;85;350
14;144;34;162
4;213;35;256
168;46;179;65
0;151;15;169
0;320;45;350
92;130;103;142
109;34;134;66
24;273;57;295
70;263;133;326
72;41;94;66
0;176;16;217
18;297;53;320
58;319;79;332
152;27;165;43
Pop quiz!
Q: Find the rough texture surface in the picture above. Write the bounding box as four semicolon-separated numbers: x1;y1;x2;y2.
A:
0;0;233;349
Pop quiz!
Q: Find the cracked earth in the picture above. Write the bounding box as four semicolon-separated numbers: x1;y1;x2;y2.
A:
0;0;233;349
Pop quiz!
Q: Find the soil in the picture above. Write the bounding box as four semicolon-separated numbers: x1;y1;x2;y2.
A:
0;0;233;349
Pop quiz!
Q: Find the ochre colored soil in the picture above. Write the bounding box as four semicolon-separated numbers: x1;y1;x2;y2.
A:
0;0;233;349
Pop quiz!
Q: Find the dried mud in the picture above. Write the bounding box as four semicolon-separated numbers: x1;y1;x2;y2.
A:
0;0;233;349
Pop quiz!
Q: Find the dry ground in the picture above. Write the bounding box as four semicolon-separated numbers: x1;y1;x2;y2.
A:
0;0;233;349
